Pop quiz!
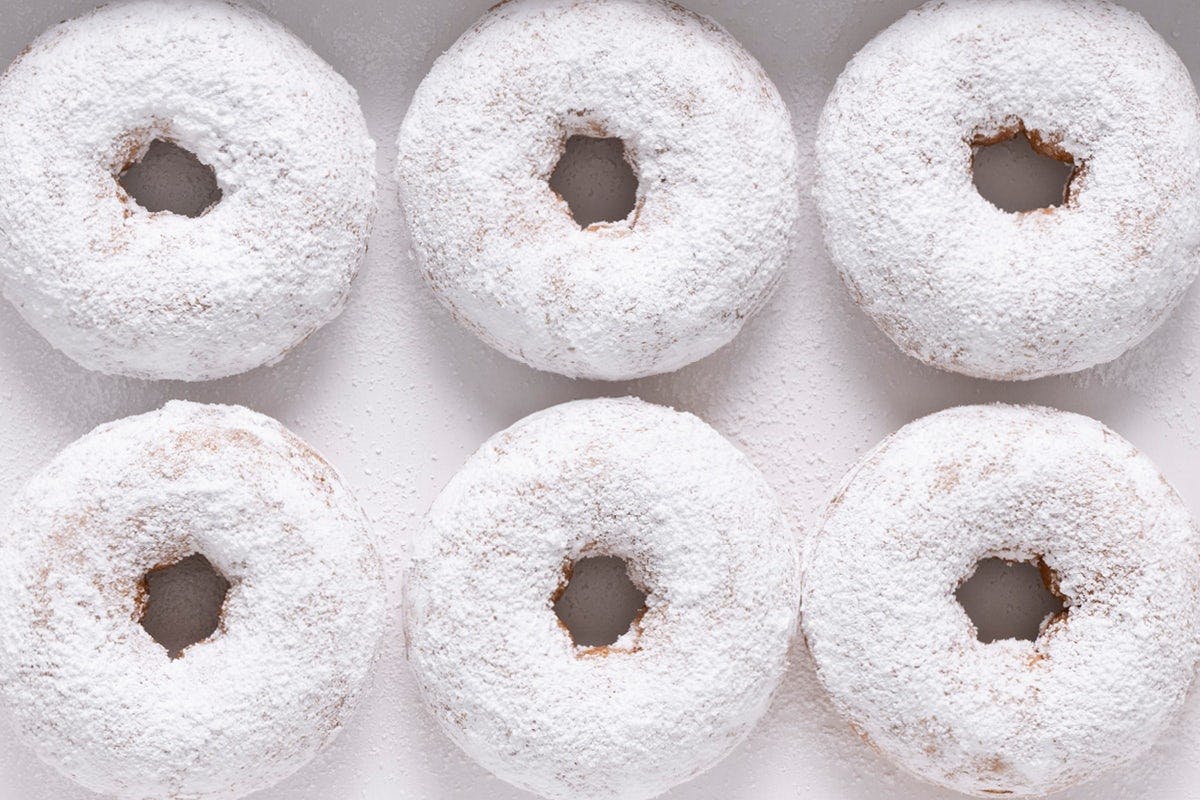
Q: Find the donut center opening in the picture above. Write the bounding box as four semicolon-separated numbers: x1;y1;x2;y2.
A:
972;127;1076;213
549;136;638;228
137;554;230;659
552;555;647;650
956;557;1066;643
118;139;222;217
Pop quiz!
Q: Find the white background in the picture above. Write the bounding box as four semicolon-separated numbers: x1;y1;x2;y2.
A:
1;0;1200;798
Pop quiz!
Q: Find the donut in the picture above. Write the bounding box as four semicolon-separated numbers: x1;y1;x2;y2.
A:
404;397;799;799
397;0;799;380
814;0;1200;380
801;404;1200;796
0;401;386;799
0;0;377;381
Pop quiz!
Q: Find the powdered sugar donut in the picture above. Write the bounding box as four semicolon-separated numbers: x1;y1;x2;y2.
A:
405;397;799;799
0;401;386;799
0;0;377;381
815;0;1200;380
397;0;799;380
802;405;1200;796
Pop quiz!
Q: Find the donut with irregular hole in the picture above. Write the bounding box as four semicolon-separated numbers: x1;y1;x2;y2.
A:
814;0;1200;380
404;397;799;799
397;0;800;380
0;401;386;799
802;404;1200;796
0;0;377;380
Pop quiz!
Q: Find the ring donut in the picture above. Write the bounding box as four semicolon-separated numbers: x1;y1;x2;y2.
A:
398;0;800;380
0;401;386;798
404;397;799;799
0;0;377;380
802;404;1200;796
814;0;1200;380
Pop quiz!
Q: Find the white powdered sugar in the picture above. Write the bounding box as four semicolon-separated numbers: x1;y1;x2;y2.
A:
802;404;1200;797
397;0;800;381
404;397;800;799
0;401;386;799
814;0;1200;380
0;0;377;381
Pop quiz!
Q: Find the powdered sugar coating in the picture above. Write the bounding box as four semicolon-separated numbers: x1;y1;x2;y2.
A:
404;397;799;799
0;0;377;381
802;405;1200;797
0;401;386;799
397;0;800;380
815;0;1200;380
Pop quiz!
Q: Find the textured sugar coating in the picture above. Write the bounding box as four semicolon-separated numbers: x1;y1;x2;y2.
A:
802;405;1200;797
404;397;800;799
814;0;1200;380
0;401;387;799
397;0;800;381
0;0;377;381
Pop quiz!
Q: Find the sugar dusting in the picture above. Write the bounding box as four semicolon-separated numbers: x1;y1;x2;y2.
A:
0;0;377;381
0;401;386;798
405;397;799;799
397;0;800;380
804;405;1200;796
2;0;1200;798
815;0;1200;380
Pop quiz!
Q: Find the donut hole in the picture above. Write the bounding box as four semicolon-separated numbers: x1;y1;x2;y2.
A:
548;136;639;228
552;555;648;651
971;128;1077;214
137;553;230;659
956;557;1066;643
118;139;222;218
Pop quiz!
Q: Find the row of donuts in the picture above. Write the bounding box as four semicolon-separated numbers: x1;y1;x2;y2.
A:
0;1;1195;800
2;0;1195;387
3;398;1192;800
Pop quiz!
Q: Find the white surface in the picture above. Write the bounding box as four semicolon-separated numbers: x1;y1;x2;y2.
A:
0;1;1199;798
